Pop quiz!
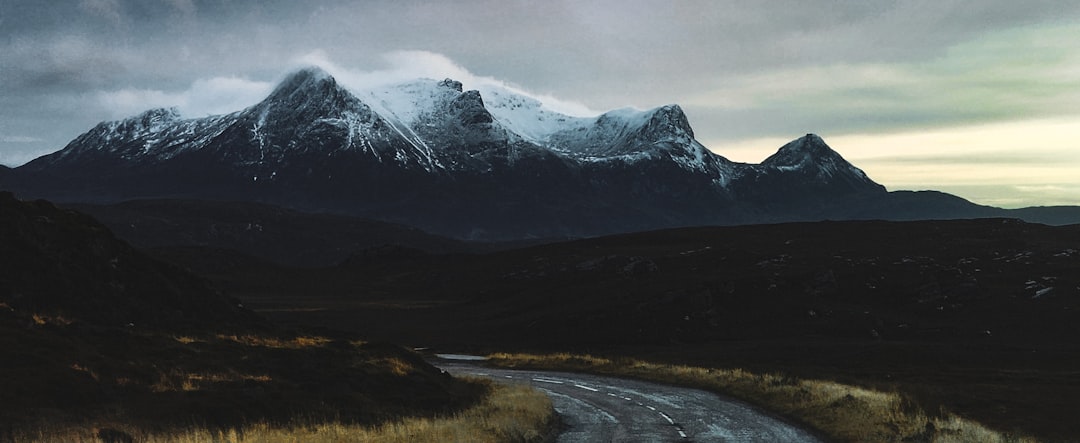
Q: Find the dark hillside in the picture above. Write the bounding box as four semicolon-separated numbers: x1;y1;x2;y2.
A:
224;218;1080;349
69;199;480;267
0;192;481;437
1;192;256;330
1007;205;1080;226
209;218;1080;441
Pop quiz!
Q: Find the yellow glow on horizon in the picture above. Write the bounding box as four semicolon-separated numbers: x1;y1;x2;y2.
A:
707;117;1080;208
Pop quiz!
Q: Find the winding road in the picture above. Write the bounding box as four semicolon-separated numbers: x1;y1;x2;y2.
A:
437;360;822;443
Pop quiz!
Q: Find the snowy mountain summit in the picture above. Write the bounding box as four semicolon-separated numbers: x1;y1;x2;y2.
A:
5;67;892;239
762;134;881;192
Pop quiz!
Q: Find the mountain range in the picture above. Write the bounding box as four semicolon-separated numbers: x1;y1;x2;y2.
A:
3;67;1078;239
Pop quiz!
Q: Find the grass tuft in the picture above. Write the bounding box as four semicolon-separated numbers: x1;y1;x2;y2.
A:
172;336;202;344
213;333;333;348
31;313;72;326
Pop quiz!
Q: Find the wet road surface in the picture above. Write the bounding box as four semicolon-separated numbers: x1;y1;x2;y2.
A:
438;361;822;443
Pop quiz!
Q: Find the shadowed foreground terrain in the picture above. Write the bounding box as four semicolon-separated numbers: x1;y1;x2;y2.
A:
172;218;1080;442
0;192;487;441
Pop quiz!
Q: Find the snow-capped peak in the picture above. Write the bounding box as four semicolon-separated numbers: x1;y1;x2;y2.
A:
344;76;709;169
360;78;462;128
267;67;336;98
643;104;694;140
474;82;592;144
438;78;463;92
133;107;183;127
44;68;731;177
761;134;878;187
763;134;840;169
541;104;696;158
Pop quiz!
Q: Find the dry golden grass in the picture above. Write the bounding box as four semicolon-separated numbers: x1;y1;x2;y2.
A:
214;333;333;348
9;378;555;443
487;352;1040;443
31;313;72;326
147;370;274;393
172;336;203;344
374;357;415;377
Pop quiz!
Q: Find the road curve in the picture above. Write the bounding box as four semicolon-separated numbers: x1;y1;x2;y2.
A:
437;361;822;443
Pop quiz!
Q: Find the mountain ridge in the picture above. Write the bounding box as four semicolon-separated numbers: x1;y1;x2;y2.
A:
4;66;1077;239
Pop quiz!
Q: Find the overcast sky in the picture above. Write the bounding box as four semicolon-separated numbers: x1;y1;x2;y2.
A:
2;0;1079;207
